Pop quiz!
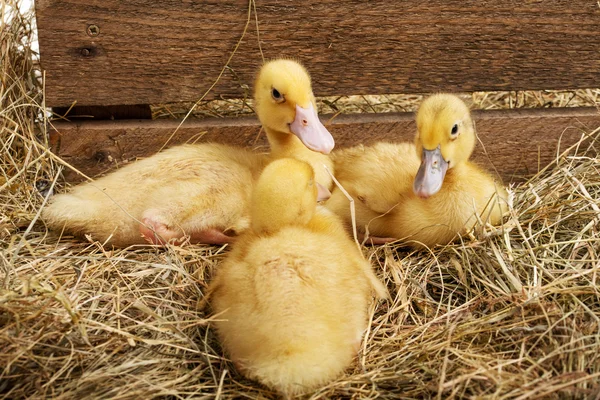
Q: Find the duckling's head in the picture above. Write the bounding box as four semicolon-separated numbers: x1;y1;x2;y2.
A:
413;94;475;198
251;158;330;235
254;59;334;154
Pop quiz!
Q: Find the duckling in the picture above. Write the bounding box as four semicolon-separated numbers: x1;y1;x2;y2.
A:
42;59;335;246
326;94;507;248
254;59;334;189
207;158;387;397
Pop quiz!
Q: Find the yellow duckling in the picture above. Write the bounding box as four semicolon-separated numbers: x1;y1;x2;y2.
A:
42;59;334;246
326;93;507;248
207;158;387;397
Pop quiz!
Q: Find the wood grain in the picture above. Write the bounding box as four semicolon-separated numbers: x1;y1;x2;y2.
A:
35;0;600;107
49;107;600;183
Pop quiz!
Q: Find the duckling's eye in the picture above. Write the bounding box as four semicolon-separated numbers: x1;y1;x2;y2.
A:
271;88;285;103
450;123;459;138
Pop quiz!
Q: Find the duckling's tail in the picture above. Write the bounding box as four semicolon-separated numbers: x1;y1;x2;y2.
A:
41;192;127;243
247;347;353;397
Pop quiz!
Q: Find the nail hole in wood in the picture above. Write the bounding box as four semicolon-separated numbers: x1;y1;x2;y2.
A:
94;150;108;162
87;24;100;37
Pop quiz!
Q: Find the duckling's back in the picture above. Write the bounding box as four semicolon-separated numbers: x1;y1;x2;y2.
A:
210;213;382;396
42;143;266;245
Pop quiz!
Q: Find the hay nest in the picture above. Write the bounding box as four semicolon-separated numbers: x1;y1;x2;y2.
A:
2;2;600;399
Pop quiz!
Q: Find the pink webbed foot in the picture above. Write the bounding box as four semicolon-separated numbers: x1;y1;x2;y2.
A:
139;216;237;246
139;217;182;245
189;229;236;245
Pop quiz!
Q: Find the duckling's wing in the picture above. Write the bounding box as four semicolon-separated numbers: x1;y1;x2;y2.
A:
333;143;419;214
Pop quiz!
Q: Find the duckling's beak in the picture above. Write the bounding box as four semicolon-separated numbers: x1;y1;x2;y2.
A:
290;103;335;154
316;182;331;202
413;145;449;198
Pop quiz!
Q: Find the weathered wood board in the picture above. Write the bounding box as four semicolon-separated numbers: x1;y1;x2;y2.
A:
36;0;600;107
50;107;600;183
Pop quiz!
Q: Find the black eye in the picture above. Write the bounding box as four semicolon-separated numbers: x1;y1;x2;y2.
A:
271;88;285;103
451;124;459;136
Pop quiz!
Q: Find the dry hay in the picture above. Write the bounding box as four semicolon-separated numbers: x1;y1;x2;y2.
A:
2;2;600;399
152;89;600;120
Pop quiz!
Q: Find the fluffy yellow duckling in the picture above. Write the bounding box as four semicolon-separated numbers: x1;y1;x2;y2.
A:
207;158;387;397
42;59;334;246
326;93;507;248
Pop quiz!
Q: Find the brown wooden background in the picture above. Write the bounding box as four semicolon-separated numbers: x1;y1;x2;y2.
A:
35;0;600;182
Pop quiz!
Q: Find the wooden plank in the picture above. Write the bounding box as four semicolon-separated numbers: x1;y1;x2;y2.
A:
49;107;600;183
35;0;600;107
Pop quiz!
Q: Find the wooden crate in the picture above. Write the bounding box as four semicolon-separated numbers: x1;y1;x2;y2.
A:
35;0;600;182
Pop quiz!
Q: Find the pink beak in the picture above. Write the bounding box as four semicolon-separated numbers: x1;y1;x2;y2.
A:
413;145;449;198
289;103;335;154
